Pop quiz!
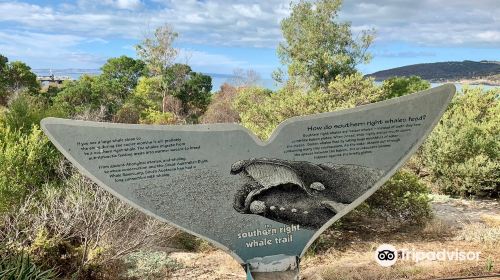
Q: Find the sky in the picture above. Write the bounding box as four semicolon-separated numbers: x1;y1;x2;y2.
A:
0;0;499;79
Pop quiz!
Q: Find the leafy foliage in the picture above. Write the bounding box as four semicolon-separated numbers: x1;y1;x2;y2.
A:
130;64;212;123
0;125;60;213
139;108;178;125
4;61;40;94
380;76;431;99
0;251;57;280
0;54;8;105
164;64;212;119
100;56;146;93
0;56;40;105
277;0;374;91
50;75;100;117
361;170;433;224
1;94;46;133
422;87;499;196
136;25;178;76
51;74;133;119
235;73;382;139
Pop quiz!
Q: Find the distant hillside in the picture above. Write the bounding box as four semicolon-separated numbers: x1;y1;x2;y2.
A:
367;60;500;83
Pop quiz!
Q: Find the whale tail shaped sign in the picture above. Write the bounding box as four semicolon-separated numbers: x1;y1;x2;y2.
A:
41;84;455;279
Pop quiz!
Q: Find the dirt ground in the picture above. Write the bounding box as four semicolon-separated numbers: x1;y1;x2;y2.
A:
167;198;500;280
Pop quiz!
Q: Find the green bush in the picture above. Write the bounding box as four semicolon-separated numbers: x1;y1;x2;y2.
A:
234;73;382;139
0;251;57;280
139;108;178;125
380;76;430;99
422;87;499;196
360;170;433;224
2;94;45;133
0;125;60;213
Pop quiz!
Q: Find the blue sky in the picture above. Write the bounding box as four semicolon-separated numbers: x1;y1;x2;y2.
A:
0;0;498;79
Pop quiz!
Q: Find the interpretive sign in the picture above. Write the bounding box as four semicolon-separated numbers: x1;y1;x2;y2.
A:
41;85;455;278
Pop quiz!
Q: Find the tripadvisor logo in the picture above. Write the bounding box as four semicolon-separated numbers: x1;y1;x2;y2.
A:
375;244;397;267
374;244;481;267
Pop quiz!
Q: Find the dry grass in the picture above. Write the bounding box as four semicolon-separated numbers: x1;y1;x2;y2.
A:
482;214;500;227
161;201;500;280
301;238;499;280
301;214;500;280
455;223;500;244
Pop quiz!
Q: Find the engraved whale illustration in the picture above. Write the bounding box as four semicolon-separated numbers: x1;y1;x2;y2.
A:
231;158;383;229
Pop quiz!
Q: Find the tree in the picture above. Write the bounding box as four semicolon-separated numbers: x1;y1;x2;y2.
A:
136;25;178;76
201;83;240;124
51;75;98;117
166;64;212;118
277;0;374;92
136;24;179;113
229;68;261;87
100;56;146;93
4;61;40;95
0;57;40;105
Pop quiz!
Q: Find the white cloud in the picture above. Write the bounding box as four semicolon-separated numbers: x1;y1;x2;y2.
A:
0;30;106;68
114;0;142;10
0;0;498;69
0;1;290;47
375;50;436;58
0;0;497;49
340;0;500;47
178;49;245;68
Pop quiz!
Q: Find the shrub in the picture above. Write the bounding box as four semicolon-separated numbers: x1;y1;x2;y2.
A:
2;94;46;133
0;169;177;279
124;251;182;279
139;108;178;125
421;87;499;196
201;83;240;124
360;170;433;225
380;76;430;99
0;125;60;213
234;73;382;139
113;102;142;124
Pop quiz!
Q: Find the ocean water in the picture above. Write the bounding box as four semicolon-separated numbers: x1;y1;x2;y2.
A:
33;69;497;92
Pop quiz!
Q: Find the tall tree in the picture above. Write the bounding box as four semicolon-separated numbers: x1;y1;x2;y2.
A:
0;56;40;105
229;68;261;87
135;24;179;113
163;64;212;120
100;56;146;93
136;25;178;76
5;61;40;95
276;0;374;92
